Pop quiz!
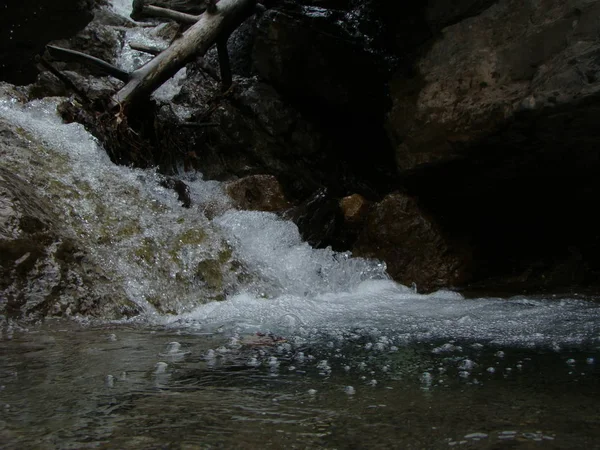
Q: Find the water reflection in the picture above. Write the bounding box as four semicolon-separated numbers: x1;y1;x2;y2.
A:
1;322;599;449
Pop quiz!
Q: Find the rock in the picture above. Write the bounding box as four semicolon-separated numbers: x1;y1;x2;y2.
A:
353;193;471;292
175;75;324;196
160;177;192;208
339;194;371;225
285;188;345;249
0;0;99;84
28;71;122;101
225;175;291;212
253;5;390;117
0;121;139;321
49;19;125;74
146;0;207;15
387;0;600;171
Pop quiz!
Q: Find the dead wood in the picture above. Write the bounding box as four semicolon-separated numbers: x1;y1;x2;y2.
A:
46;45;130;82
113;0;256;109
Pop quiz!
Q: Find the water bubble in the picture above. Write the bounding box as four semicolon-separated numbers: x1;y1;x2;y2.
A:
316;360;331;375
566;358;576;366
495;351;505;358
586;357;595;365
246;357;260;367
344;386;356;395
420;372;433;386
486;367;496;373
166;342;181;353
464;432;488;440
459;359;477;371
155;362;168;374
107;334;117;341
308;389;317;395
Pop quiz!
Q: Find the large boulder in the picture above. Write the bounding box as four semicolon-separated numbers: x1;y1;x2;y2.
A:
353;193;472;292
388;0;600;171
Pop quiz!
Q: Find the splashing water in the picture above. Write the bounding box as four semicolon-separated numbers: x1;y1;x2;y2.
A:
1;94;599;349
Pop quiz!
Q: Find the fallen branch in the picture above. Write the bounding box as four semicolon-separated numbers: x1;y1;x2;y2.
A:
113;0;256;109
129;42;165;55
131;0;200;24
216;38;232;91
46;45;130;83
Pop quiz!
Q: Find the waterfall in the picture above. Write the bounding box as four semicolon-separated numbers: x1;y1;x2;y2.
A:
1;94;599;348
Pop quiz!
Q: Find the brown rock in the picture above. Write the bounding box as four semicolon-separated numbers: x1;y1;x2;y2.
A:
353;192;471;292
339;194;371;225
225;174;291;212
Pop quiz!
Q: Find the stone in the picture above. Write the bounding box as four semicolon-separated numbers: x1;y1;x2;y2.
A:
225;174;291;212
0;0;99;85
353;192;471;292
0;121;139;321
339;194;371;225
387;0;600;171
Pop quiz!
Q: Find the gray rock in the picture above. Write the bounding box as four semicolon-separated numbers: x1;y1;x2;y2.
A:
0;121;139;321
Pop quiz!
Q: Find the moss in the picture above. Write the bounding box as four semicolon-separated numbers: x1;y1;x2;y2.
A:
196;259;224;290
177;228;208;246
132;238;158;264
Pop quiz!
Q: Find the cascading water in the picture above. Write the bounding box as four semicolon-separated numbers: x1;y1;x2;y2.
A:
1;94;599;345
1;3;600;448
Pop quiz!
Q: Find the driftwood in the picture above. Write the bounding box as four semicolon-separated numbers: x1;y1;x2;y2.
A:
129;42;164;55
46;45;130;82
47;0;256;110
131;0;200;24
115;0;255;108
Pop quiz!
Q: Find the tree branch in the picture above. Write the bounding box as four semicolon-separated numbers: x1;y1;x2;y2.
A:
46;45;130;83
113;0;256;109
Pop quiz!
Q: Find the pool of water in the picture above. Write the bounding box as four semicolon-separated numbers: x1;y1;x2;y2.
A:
1;321;599;449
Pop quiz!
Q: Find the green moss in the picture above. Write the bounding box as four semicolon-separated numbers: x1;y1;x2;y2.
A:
177;228;208;245
132;238;158;264
196;259;224;290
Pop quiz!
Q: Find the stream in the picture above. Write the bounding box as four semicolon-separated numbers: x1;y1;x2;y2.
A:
1;1;600;448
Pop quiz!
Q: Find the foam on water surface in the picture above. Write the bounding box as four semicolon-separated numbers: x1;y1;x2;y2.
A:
1;94;599;349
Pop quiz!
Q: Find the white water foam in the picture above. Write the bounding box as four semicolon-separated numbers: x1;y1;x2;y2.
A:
1;95;599;348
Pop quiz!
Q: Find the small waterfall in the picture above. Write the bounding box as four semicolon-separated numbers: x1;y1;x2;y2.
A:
1;95;600;347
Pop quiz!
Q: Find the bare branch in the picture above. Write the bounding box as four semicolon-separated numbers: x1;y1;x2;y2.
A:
46;45;130;83
132;0;200;23
113;0;256;109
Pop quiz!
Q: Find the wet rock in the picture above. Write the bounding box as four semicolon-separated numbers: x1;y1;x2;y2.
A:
339;194;371;225
0;0;99;84
353;193;471;292
0;121;139;321
225;175;291;212
49;19;125;74
28;71;122;101
160;177;192;208
175;75;324;195
285;188;345;249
